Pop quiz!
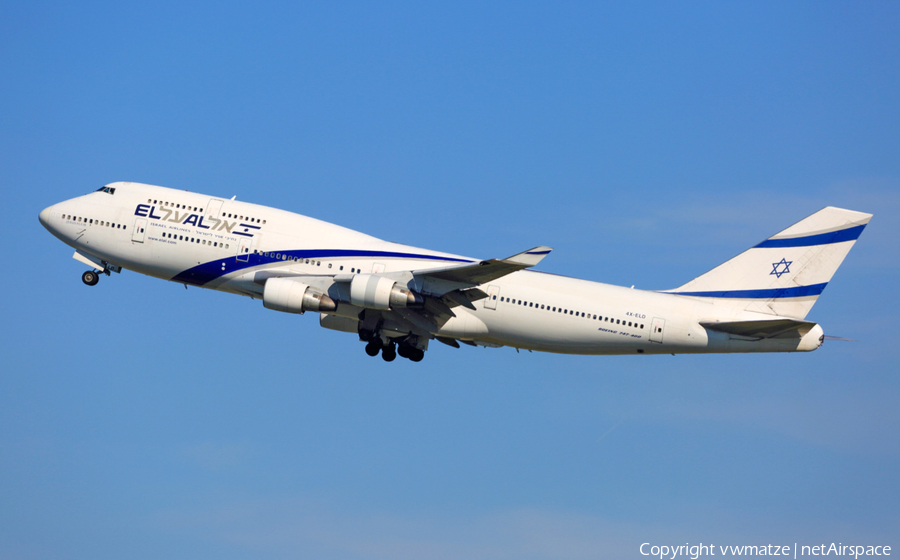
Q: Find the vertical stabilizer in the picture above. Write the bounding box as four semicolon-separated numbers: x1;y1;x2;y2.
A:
666;207;871;319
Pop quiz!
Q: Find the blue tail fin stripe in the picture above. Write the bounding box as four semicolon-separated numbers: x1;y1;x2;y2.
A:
754;224;865;248
666;283;828;299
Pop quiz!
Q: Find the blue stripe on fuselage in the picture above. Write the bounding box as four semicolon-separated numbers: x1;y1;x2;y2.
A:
172;249;474;286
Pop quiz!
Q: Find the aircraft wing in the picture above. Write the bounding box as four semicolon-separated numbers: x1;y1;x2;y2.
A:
414;246;552;286
372;247;552;340
700;318;818;339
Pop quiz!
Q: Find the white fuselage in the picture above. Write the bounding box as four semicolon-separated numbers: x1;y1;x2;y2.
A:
39;182;824;356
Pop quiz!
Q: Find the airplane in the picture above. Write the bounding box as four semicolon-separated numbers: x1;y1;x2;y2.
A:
39;182;870;362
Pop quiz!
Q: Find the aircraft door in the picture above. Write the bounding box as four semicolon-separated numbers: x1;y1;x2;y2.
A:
206;199;224;219
132;218;147;243
650;317;666;343
236;236;253;262
484;285;501;310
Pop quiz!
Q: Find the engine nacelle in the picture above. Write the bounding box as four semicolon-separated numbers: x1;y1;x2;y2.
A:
349;274;422;310
263;278;336;314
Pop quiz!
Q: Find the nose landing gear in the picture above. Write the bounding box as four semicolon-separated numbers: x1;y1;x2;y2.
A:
81;270;100;286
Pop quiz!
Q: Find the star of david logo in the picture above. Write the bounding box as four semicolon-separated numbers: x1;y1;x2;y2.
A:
770;258;792;278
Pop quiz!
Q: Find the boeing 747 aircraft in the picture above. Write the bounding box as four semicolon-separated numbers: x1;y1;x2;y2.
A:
39;182;870;362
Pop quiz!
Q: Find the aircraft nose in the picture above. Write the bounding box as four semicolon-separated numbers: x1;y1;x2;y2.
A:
39;206;52;229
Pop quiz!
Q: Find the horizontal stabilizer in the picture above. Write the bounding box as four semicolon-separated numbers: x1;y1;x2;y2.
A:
701;318;817;339
416;246;552;286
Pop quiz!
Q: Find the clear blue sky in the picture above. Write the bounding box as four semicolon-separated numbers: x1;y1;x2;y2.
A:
2;2;898;559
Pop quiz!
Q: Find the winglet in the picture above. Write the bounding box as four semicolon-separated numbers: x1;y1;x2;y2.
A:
413;246;553;287
503;246;553;267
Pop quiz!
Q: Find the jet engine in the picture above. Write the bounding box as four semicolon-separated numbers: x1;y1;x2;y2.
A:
263;278;337;314
349;274;423;310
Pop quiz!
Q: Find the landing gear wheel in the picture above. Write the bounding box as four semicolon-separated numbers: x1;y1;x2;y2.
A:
82;270;99;286
365;340;381;357
410;349;425;362
381;344;396;362
397;344;412;359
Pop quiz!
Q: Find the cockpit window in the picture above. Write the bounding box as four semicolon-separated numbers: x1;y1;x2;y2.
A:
95;186;116;195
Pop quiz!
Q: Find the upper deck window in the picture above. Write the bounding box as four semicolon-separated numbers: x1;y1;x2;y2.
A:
95;186;116;195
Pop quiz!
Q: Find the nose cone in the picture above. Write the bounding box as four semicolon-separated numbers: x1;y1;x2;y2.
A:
39;206;52;229
40;204;64;238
